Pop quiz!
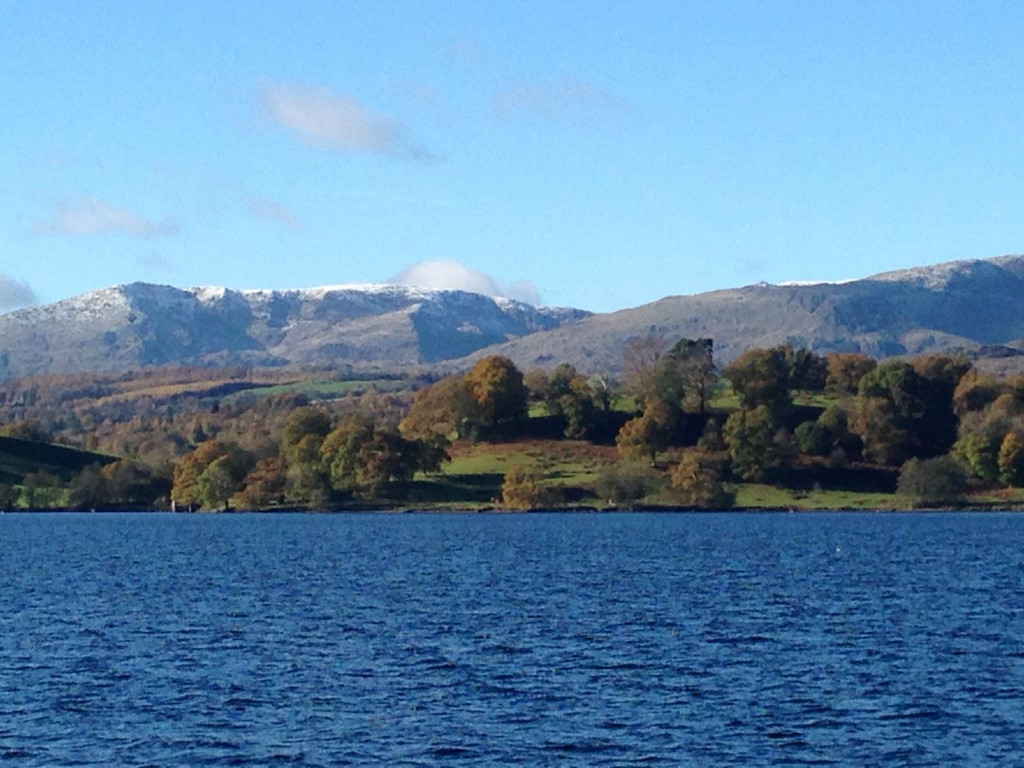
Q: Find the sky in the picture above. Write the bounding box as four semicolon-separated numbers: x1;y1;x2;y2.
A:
3;1;1024;314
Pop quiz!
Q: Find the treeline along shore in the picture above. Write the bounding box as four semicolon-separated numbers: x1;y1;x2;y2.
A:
2;338;1024;512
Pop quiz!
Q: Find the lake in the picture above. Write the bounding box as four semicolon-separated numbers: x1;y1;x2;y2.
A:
1;511;1023;765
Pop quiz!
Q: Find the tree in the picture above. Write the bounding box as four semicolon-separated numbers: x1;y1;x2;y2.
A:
955;429;1002;482
281;406;332;459
464;356;529;438
68;464;111;509
0;483;18;509
825;353;876;396
236;457;288;509
622;334;668;407
670;450;734;509
952;369;1003;416
21;470;61;509
897;456;967;508
594;463;654;505
849;396;913;466
400;375;482;441
998;431;1024;487
172;439;253;510
616;413;666;465
501;462;555;509
796;406;861;460
196;456;238;510
723;347;792;421
321;418;375;494
723;406;788;481
784;347;827;392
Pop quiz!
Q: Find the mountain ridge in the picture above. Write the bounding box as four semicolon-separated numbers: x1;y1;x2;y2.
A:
0;282;589;381
4;255;1024;381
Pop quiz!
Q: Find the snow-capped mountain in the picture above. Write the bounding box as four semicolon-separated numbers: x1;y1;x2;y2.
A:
0;282;590;380
457;255;1024;373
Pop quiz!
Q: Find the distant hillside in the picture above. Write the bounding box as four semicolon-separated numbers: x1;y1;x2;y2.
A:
6;255;1024;382
460;255;1024;373
0;437;114;484
0;283;589;381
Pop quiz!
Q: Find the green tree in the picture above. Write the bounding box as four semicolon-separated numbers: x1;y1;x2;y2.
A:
954;429;1002;482
196;455;238;510
998;431;1024;487
723;406;788;481
594;463;654;505
68;464;112;509
897;456;967;508
172;440;252;510
0;483;18;509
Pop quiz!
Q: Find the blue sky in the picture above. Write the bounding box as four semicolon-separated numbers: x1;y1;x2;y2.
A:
3;1;1024;313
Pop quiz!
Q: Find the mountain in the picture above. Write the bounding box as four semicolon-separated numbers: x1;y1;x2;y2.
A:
457;255;1024;373
0;282;589;381
6;255;1024;382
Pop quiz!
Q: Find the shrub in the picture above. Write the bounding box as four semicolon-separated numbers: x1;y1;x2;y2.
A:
897;455;967;508
501;462;556;509
594;463;654;506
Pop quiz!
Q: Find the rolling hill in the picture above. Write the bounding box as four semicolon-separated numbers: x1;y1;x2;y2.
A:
4;255;1024;381
456;255;1024;373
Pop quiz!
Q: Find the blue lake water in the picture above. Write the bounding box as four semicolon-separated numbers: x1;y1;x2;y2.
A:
1;511;1023;766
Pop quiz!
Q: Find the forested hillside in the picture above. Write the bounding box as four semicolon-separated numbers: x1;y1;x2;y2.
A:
3;334;1024;511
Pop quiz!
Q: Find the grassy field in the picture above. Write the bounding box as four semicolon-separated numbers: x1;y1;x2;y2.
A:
0;437;114;484
221;378;410;405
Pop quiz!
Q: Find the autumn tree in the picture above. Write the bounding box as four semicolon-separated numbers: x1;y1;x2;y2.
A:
400;375;481;441
463;356;529;438
952;369;1003;416
825;353;877;396
235;457;288;509
670;450;734;509
616;413;667;465
723;347;792;421
998;431;1024;487
172;439;253;510
501;461;555;509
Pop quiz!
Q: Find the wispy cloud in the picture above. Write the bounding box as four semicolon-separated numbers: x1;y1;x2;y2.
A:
248;196;302;231
0;273;37;311
495;78;621;123
33;196;179;238
391;259;541;305
261;83;437;161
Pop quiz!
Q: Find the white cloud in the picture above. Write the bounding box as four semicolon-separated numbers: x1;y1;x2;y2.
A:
248;196;302;231
495;78;621;123
34;196;179;238
390;259;541;305
0;273;37;311
262;83;437;161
